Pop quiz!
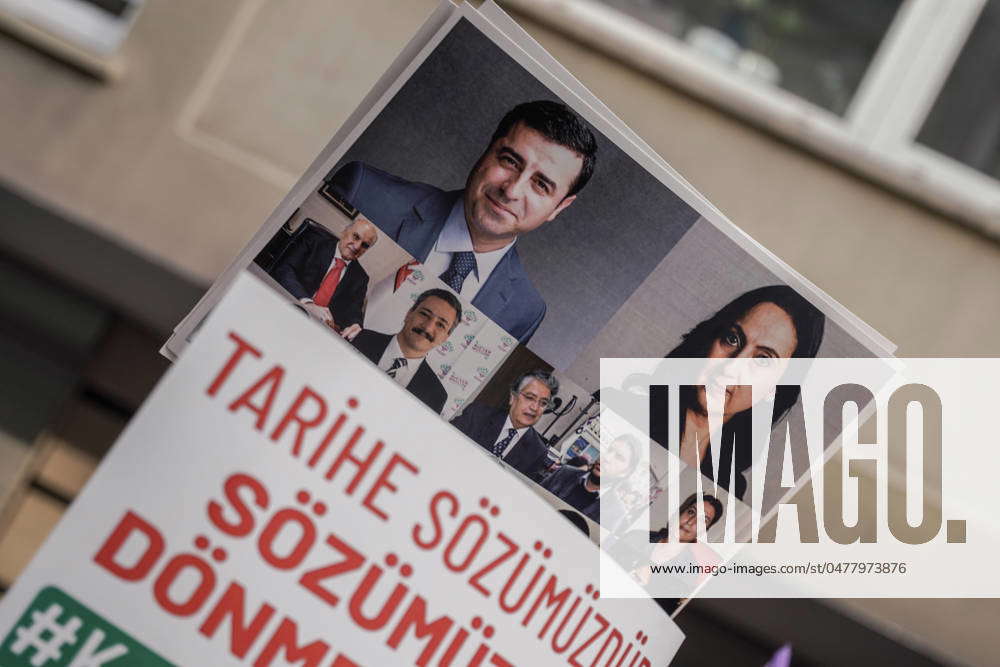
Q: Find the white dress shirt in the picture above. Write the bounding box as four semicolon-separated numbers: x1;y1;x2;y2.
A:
377;335;420;388
492;416;530;459
422;198;515;300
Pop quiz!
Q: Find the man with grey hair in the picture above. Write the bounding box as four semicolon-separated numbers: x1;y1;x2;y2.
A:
269;216;378;334
449;369;558;477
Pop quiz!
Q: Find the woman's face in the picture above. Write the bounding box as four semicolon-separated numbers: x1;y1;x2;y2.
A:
698;302;798;418
676;501;718;543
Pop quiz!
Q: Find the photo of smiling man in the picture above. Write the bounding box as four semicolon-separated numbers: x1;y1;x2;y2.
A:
449;369;559;477
348;288;462;414
167;19;704;374
327;100;598;345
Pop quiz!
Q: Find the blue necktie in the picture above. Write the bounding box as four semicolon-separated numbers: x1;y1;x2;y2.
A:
439;251;476;293
493;428;517;458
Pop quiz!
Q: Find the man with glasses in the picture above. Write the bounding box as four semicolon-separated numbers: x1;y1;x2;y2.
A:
449;369;558;477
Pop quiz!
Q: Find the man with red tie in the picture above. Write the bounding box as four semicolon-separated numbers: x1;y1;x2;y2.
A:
269;217;378;334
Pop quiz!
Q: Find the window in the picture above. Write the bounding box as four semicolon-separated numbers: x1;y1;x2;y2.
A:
0;0;144;55
917;0;1000;181
597;0;904;116
504;0;1000;236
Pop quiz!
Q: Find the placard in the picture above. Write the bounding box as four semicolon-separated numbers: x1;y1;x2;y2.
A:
0;273;683;666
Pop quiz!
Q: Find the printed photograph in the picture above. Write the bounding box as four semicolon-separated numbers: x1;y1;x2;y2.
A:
167;7;891;552
323;18;701;369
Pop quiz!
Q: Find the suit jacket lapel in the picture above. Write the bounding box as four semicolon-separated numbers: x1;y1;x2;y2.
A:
486;409;507;447
415;359;443;392
303;237;339;293
412;360;429;390
472;246;517;314
333;259;357;299
330;260;364;303
507;427;540;462
354;330;390;365
396;189;460;262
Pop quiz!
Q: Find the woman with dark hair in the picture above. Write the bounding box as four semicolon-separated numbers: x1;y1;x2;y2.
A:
607;493;725;591
665;285;825;500
649;493;724;544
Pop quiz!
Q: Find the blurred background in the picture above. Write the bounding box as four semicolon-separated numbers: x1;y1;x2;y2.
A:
0;0;998;664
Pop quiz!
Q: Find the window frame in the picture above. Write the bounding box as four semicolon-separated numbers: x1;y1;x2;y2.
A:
0;0;144;56
503;0;1000;236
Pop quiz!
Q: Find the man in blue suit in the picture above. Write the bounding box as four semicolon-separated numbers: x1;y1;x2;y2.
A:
326;100;598;344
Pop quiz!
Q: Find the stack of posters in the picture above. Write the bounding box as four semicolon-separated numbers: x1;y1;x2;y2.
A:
0;2;893;664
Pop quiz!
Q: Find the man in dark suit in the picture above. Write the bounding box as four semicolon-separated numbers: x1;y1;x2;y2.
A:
450;370;559;477
270;217;378;335
541;434;639;529
349;288;461;414
326;100;598;344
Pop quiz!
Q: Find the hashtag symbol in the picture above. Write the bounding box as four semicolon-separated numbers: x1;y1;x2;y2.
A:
10;603;81;666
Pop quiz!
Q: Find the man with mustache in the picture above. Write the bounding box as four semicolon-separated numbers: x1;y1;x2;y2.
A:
449;370;558;478
325;100;598;344
348;288;461;414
